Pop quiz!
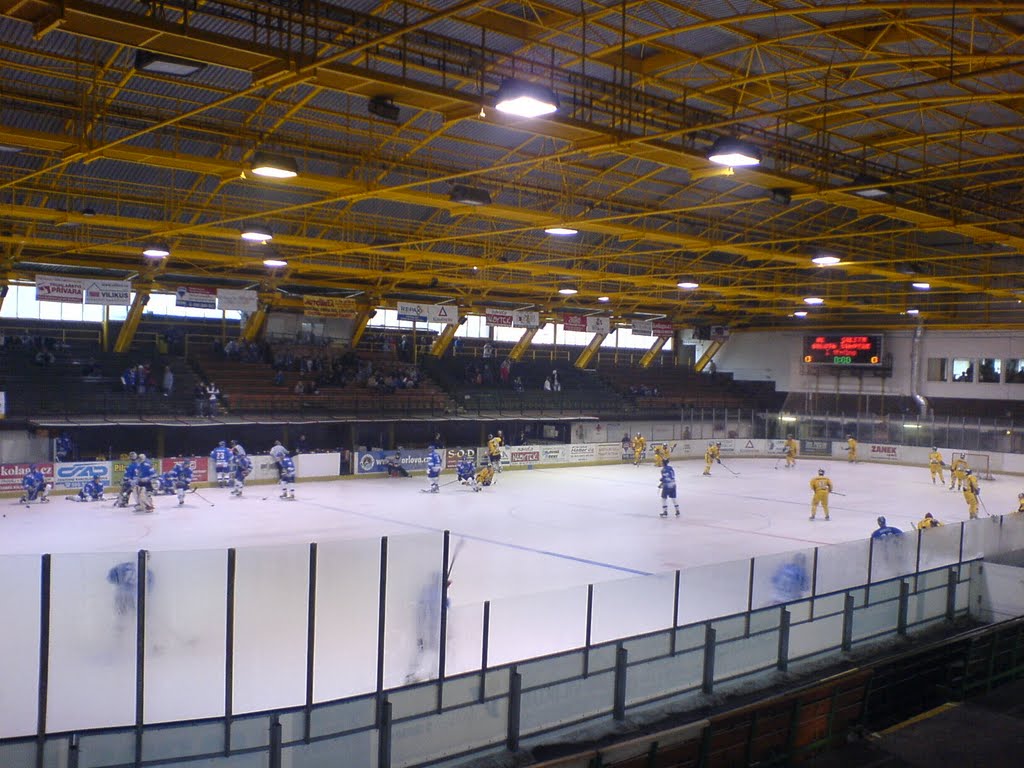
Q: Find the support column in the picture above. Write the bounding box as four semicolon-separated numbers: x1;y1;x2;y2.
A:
638;336;668;369
573;333;607;370
694;340;724;372
240;304;269;343
430;323;458;357
350;308;373;348
508;327;539;362
0;283;8;314
113;290;149;354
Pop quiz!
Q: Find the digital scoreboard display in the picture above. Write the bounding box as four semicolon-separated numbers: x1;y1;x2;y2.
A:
802;335;883;366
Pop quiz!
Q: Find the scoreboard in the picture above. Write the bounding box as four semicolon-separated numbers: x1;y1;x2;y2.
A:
802;335;883;366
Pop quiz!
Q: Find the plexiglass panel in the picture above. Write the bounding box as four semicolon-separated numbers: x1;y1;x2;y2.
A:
446;600;484;676
487;585;589;667
314;538;381;701
591;573;675;643
677;558;750;626
145;549;228;723
870;534;917;584
918;523;962;571
0;555;41;737
383;533;444;687
48;552;139;731
962;516;1002;561
1000;513;1024;553
751;549;814;609
233;544;309;713
815;539;870;595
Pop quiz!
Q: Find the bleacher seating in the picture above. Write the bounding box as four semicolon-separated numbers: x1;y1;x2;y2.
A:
598;365;782;412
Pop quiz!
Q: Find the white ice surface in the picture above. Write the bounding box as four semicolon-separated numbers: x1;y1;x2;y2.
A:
3;457;1018;607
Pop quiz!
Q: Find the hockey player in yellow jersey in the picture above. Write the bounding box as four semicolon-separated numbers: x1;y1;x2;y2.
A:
949;453;969;491
962;469;981;519
846;435;858;463
809;468;833;520
927;447;945;485
916;512;942;529
1017;493;1024;514
632;433;647;466
784;435;798;468
486;433;504;472
653;443;671;468
703;442;721;476
474;461;495;491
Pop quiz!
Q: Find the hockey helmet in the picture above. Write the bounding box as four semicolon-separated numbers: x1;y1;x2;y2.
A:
787;434;794;439
965;468;972;475
924;513;934;519
1019;493;1024;500
219;440;226;447
817;468;825;476
846;434;853;439
138;453;146;461
663;458;670;465
129;451;138;460
29;463;37;470
230;439;237;446
932;446;938;451
274;440;282;446
960;453;966;458
877;516;887;527
488;434;494;439
716;441;722;447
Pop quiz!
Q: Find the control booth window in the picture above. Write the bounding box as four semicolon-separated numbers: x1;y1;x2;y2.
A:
1005;360;1024;384
926;358;947;382
978;358;1001;383
952;358;974;382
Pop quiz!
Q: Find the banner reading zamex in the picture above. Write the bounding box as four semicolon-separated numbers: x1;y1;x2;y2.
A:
36;275;83;303
396;301;459;324
83;280;130;306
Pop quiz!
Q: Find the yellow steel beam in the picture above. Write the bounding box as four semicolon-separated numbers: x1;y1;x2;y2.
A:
508;327;539;362
350;309;373;348
429;323;459;358
638;337;669;369
113;289;148;353
694;341;724;373
240;304;268;343
573;333;607;370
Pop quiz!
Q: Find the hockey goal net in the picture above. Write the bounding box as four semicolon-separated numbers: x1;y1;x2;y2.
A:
965;452;994;481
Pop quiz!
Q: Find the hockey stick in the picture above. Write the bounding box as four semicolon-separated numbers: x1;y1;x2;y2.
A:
718;460;740;476
445;537;466;581
831;491;847;497
191;489;216;507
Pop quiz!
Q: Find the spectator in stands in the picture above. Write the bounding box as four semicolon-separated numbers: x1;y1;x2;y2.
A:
294;380;306;395
273;369;285;386
224;339;240;359
206;381;220;417
122;366;137;393
513;376;524;393
499;358;511;386
452;337;462;356
194;381;207;416
162;366;174;397
34;349;55;365
543;376;552;391
482;341;494;359
295;434;308;454
551;370;562;392
399;334;410;361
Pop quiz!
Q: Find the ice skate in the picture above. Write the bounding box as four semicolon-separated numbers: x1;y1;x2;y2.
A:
659;510;668;517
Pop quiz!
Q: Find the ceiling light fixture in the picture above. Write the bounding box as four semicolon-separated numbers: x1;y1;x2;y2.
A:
597;296;610;303
134;50;206;77
812;255;841;266
851;173;890;198
250;152;298;179
367;95;400;121
494;79;559;118
263;258;287;268
544;226;578;236
142;243;170;258
803;297;824;305
707;136;761;167
449;184;492;206
793;311;808;317
677;281;699;290
0;144;24;153
911;282;931;290
240;224;273;242
558;286;579;295
769;188;792;206
906;308;920;315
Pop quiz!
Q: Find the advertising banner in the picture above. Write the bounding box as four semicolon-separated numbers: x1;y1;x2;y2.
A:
444;446;479;470
356;448;433;474
587;316;610;334
36;275;83;303
485;309;513;327
396;301;459;324
0;462;54;493
83;280;131;306
488;308;540;328
563;315;587;333
652;320;674;338
631;320;652;336
514;310;540;328
502;446;542;466
175;286;217;309
159;457;210;483
0;391;5;420
596;443;624;461
566;444;596;462
52;461;112;491
217;289;258;313
798;438;832;457
302;295;358;319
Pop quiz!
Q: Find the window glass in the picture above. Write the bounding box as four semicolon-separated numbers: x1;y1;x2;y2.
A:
926;358;947;382
951;358;974;382
978;358;1001;383
1005;360;1024;384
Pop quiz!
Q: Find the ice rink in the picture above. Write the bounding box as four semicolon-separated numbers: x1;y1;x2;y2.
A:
3;455;1019;607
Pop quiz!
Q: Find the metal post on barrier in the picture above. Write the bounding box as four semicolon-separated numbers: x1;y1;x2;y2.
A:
268;715;282;768
946;567;958;621
377;697;392;768
613;643;628;721
507;667;522;753
67;734;79;768
777;608;791;672
842;593;855;652
583;584;593;677
671;569;681;655
702;622;716;694
897;580;910;636
479;601;490;703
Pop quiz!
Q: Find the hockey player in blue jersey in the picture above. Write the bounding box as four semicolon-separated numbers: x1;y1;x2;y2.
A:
658;459;680;517
424;445;442;493
231;453;252;497
69;473;105;502
210;441;232;487
172;461;193;505
135;453;157;513
157;472;176;495
278;454;296;499
456;457;476;487
20;464;51;504
107;558;154;626
871;516;903;541
115;452;139;508
769;553;809;605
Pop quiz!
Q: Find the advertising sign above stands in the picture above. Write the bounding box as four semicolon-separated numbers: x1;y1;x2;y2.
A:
35;275;83;303
175;286;217;309
83;280;131;306
631;319;674;338
396;301;460;324
563;315;610;334
485;309;540;328
302;296;358;318
216;289;258;313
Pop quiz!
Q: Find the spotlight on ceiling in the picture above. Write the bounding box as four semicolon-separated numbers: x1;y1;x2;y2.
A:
812;255;841;266
368;95;400;121
851;173;890;198
142;243;170;258
494;79;559;118
544;226;578;236
263;259;288;269
557;286;579;296
240;224;273;242
803;297;824;305
793;310;808;318
769;188;792;206
134;50;206;77
250;152;298;179
0;143;24;153
449;184;492;206
911;282;931;290
707;136;761;167
597;296;610;303
906;308;920;315
676;281;699;290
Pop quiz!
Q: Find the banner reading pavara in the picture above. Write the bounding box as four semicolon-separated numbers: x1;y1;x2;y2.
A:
396;301;459;324
36;275;83;303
